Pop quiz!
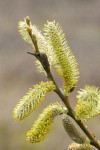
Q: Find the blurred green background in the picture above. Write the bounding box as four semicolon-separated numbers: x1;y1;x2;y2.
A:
0;0;100;150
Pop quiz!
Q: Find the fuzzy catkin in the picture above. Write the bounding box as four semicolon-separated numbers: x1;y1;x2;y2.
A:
18;17;55;72
44;21;79;95
27;103;67;143
13;81;55;121
75;85;100;121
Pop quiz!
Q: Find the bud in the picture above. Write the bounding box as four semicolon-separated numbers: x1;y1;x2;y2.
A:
68;143;96;150
62;114;86;144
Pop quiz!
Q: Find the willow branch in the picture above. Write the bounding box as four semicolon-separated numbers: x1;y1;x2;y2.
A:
27;33;100;150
